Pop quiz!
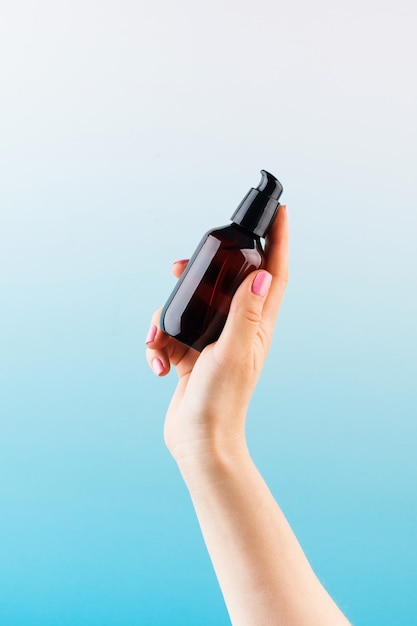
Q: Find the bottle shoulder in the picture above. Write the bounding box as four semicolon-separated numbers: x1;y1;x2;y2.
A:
205;223;263;249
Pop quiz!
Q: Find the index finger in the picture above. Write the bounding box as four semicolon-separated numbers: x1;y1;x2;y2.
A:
262;205;289;327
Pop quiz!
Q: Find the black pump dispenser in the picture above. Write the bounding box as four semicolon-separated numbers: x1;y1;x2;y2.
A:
161;170;284;351
231;170;283;237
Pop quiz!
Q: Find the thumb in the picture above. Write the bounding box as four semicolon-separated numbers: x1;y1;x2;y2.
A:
216;270;273;360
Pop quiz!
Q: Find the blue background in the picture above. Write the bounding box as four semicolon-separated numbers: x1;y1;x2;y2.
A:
1;0;416;624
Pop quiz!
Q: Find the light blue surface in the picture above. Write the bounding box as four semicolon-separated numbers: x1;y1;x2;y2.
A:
1;1;416;624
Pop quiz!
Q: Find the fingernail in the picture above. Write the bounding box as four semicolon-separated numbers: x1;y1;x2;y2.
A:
152;357;165;376
173;259;189;265
145;324;157;344
252;271;272;297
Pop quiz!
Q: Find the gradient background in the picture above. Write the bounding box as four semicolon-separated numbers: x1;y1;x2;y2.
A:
1;0;416;624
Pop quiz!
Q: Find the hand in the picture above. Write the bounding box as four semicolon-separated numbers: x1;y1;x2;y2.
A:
145;206;288;470
145;208;352;626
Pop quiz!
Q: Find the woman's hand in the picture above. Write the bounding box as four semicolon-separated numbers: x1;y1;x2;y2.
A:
145;206;352;625
145;206;288;470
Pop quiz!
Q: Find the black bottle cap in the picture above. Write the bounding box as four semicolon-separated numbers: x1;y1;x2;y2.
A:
230;170;283;237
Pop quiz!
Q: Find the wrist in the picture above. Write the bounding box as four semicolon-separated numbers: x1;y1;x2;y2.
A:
172;435;251;492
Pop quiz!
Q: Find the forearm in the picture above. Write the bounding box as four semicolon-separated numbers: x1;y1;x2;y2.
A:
151;207;348;623
178;446;351;626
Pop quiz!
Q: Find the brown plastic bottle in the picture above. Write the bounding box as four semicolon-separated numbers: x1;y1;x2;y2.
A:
160;170;283;352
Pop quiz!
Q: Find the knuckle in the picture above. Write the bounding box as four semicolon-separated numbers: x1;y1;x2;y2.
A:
244;305;263;326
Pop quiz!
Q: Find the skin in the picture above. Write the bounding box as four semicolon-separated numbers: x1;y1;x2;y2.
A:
146;206;351;626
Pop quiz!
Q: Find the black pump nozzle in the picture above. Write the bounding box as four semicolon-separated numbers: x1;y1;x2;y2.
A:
231;170;283;238
256;170;283;200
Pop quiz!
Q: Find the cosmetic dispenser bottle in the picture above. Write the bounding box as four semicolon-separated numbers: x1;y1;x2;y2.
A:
160;170;283;352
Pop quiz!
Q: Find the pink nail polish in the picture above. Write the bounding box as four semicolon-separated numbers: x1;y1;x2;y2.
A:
173;259;189;265
152;357;165;376
251;271;272;297
145;324;157;344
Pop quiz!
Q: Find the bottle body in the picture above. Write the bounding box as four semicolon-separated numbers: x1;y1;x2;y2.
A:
161;224;264;351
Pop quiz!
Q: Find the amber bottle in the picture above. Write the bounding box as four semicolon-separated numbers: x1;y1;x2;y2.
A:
160;170;283;352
